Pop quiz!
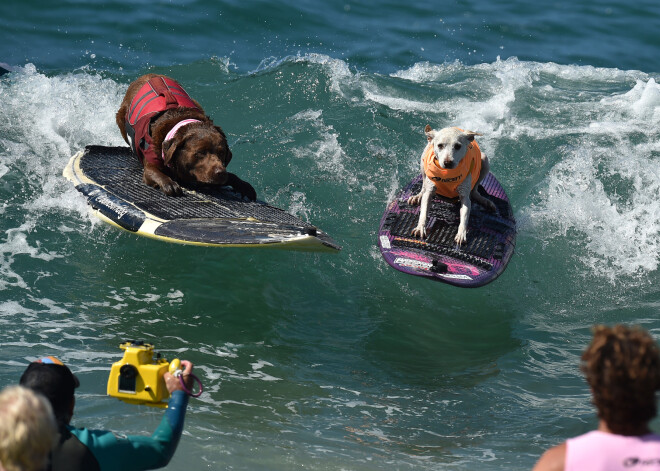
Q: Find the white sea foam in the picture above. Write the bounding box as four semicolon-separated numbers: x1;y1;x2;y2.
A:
0;65;125;295
0;65;122;243
0;300;35;318
249;360;281;382
600;77;660;120
287;191;312;222
290;109;360;189
255;53;355;98
380;58;660;279
361;90;439;114
514;71;660;278
535;142;658;272
292;53;354;96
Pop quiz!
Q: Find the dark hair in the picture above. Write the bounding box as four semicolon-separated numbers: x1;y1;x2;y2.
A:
19;362;79;424
581;325;660;435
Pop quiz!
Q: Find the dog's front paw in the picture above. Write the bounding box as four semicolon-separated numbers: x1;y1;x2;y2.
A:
149;177;182;196
454;228;467;245
473;192;497;214
411;225;427;239
144;167;183;196
160;179;183;196
227;174;257;201
483;199;497;213
407;194;422;206
240;182;257;202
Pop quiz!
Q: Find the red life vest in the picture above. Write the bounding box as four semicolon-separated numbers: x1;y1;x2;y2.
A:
124;76;200;167
423;138;482;198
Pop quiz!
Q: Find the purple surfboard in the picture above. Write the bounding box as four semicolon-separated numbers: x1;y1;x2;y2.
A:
378;173;516;288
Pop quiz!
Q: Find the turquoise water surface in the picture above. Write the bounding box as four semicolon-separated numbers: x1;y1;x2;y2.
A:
1;1;660;469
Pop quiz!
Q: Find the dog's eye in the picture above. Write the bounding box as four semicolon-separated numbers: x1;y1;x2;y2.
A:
437;144;445;150
453;143;461;150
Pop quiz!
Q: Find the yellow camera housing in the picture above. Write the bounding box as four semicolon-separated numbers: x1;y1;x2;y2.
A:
107;341;180;408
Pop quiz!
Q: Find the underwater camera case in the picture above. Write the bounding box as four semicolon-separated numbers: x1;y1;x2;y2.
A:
107;341;180;408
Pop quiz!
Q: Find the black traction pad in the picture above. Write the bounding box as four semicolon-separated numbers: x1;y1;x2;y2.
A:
378;173;515;287
67;146;340;250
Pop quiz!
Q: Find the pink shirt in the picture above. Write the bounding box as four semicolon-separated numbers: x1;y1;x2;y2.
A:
566;430;660;471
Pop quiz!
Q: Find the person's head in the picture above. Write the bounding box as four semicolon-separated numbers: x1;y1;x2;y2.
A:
19;357;79;426
0;385;57;471
581;324;660;435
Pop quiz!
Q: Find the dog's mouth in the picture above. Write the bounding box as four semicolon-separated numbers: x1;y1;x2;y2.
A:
187;178;227;191
183;166;229;186
197;171;228;186
212;172;229;185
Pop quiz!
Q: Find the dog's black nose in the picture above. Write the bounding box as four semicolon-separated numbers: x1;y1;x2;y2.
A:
213;167;229;184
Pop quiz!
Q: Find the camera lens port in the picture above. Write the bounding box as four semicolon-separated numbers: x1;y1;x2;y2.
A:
118;364;138;393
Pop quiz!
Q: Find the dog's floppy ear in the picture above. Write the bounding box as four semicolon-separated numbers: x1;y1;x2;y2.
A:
462;130;483;142
214;125;232;164
424;124;436;142
213;125;228;141
162;136;183;167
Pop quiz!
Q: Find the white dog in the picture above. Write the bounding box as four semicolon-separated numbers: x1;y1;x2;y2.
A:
407;125;496;245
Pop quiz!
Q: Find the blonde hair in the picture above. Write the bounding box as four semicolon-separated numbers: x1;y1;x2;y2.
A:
0;386;57;471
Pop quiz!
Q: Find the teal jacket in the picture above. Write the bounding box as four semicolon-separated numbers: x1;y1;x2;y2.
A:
49;391;189;471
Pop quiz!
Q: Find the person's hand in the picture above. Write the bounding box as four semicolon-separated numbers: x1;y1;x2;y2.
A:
164;360;193;394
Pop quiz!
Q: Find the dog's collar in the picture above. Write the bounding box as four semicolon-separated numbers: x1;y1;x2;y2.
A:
162;119;202;164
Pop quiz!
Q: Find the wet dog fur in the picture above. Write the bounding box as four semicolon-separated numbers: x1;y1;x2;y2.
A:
116;74;256;200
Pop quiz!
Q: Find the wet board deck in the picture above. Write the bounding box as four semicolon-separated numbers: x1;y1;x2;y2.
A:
378;173;515;287
64;146;340;252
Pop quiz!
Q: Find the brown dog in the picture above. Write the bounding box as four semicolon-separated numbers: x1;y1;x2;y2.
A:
116;74;256;200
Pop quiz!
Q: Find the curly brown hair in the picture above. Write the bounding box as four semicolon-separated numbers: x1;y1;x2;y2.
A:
581;325;660;435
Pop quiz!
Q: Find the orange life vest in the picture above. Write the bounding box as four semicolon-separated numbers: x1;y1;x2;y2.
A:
423;137;482;198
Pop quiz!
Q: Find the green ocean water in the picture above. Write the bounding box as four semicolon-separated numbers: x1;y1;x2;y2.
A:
1;1;660;470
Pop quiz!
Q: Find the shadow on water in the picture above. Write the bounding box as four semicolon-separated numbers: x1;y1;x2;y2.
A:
363;280;521;389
